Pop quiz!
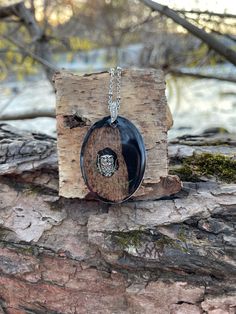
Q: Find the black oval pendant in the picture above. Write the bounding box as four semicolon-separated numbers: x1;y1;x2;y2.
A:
80;116;146;203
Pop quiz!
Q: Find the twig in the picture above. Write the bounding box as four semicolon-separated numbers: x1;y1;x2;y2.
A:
121;12;159;33
175;9;236;19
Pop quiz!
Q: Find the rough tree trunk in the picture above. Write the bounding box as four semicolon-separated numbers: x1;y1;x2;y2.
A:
0;123;235;314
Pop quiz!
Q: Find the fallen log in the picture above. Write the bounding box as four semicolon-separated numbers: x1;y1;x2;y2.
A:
0;124;235;313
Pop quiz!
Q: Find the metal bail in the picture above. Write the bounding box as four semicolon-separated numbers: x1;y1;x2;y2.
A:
109;101;118;123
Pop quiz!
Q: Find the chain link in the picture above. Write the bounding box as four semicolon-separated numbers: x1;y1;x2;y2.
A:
108;67;122;123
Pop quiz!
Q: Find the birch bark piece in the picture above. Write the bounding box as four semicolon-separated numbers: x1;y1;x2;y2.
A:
54;69;173;199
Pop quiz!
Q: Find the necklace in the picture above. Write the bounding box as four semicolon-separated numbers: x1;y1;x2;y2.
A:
80;67;146;203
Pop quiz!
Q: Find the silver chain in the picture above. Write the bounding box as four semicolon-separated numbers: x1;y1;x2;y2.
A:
108;66;122;123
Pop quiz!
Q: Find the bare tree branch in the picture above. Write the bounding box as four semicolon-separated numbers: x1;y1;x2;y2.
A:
0;2;21;18
120;12;158;33
168;68;236;83
0;1;41;39
175;9;236;19
0;108;55;121
141;0;236;66
2;35;58;73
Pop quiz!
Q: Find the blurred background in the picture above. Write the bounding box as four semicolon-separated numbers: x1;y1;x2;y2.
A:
0;0;235;139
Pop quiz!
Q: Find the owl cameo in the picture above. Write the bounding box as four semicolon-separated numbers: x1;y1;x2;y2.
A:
96;147;119;177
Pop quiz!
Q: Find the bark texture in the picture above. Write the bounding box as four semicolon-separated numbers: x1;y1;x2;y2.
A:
0;124;235;313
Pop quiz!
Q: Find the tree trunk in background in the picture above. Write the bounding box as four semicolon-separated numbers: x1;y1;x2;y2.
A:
0;124;235;313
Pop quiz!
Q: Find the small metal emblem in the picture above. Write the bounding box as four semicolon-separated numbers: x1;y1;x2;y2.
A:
96;147;119;177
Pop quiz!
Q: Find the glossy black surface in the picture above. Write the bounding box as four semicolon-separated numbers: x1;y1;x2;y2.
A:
80;116;146;203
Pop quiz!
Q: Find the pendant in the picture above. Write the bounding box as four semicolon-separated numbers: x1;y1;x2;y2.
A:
80;116;146;203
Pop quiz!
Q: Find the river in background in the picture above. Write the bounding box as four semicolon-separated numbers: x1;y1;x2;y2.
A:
0;45;236;139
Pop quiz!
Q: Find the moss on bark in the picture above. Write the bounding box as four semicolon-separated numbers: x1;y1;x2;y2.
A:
113;229;143;249
170;153;236;183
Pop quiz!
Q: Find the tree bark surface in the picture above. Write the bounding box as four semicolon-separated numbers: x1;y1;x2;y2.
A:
0;124;235;313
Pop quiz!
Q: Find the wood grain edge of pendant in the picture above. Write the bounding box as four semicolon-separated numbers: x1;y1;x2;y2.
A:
81;117;128;203
80;116;146;204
